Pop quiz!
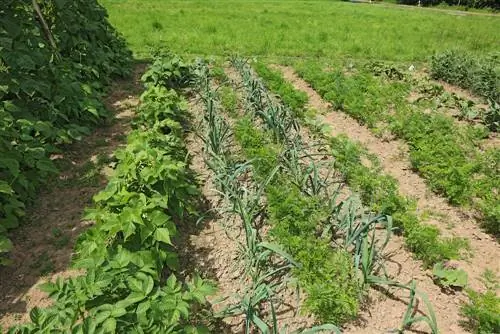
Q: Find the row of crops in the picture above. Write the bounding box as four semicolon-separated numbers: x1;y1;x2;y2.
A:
5;56;216;333
0;0;131;263
292;56;499;237
3;50;447;332
249;59;499;333
2;44;498;331
196;58;445;332
2;2;498;331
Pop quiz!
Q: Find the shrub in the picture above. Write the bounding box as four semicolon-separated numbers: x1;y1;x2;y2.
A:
430;50;499;103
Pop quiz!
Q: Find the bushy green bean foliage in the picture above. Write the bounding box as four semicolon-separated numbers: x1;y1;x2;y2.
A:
0;0;132;262
7;55;215;333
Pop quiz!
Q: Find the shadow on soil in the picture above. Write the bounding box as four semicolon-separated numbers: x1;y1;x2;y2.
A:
0;63;146;328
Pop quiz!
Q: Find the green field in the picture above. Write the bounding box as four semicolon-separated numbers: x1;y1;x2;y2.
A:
101;0;500;61
2;1;499;333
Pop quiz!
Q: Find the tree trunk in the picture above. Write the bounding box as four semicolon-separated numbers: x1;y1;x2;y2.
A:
32;0;58;52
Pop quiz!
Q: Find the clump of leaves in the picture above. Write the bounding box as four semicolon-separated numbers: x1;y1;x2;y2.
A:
461;271;500;333
430;50;499;103
365;61;406;80
432;261;468;290
142;49;193;89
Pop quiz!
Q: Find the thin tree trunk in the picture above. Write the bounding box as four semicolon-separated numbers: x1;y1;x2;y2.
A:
32;0;58;52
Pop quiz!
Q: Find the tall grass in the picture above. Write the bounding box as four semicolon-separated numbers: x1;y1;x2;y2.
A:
100;0;500;61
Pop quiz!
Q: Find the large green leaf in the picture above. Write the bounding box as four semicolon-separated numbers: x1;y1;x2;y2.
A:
0;235;13;253
154;227;172;245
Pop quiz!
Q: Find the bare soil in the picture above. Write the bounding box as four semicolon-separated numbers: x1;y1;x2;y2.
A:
0;64;145;330
274;65;500;334
180;92;316;332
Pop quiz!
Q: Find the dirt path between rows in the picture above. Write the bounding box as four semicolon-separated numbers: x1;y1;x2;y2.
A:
0;64;145;330
180;81;316;332
273;65;500;334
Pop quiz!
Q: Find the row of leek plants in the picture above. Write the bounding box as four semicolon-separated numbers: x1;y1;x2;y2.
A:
229;58;438;333
6;54;215;333
251;60;468;269
192;60;338;334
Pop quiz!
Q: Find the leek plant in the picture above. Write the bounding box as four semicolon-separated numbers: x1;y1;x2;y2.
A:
231;57;438;333
193;62;320;333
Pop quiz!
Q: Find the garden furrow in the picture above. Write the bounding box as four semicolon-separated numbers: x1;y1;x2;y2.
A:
0;64;143;329
180;97;246;333
273;64;499;333
228;60;443;333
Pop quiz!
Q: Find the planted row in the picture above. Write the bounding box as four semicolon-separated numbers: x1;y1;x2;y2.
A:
0;0;132;262
252;61;500;333
252;62;467;268
7;55;214;333
294;61;499;236
195;60;342;333
228;59;437;332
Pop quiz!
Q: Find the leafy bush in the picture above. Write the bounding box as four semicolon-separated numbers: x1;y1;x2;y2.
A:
430;50;499;103
8;55;215;333
0;0;132;262
141;50;193;89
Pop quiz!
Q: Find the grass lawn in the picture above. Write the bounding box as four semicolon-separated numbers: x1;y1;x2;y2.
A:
100;0;500;61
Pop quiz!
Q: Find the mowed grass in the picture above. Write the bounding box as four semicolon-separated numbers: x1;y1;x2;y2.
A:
100;0;499;61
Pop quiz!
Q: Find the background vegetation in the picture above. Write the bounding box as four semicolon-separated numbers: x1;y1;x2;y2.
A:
100;0;500;61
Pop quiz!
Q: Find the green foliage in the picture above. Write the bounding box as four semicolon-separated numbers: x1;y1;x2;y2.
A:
0;0;132;261
430;50;499;103
432;262;468;289
252;61;308;118
295;62;410;128
267;182;361;324
8;55;215;333
398;0;499;9
219;85;238;116
484;100;500;132
296;61;500;237
141;50;193;89
234;117;281;178
328;135;467;267
461;271;500;334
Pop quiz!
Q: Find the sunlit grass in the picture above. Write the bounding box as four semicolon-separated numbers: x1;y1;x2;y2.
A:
100;0;499;61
